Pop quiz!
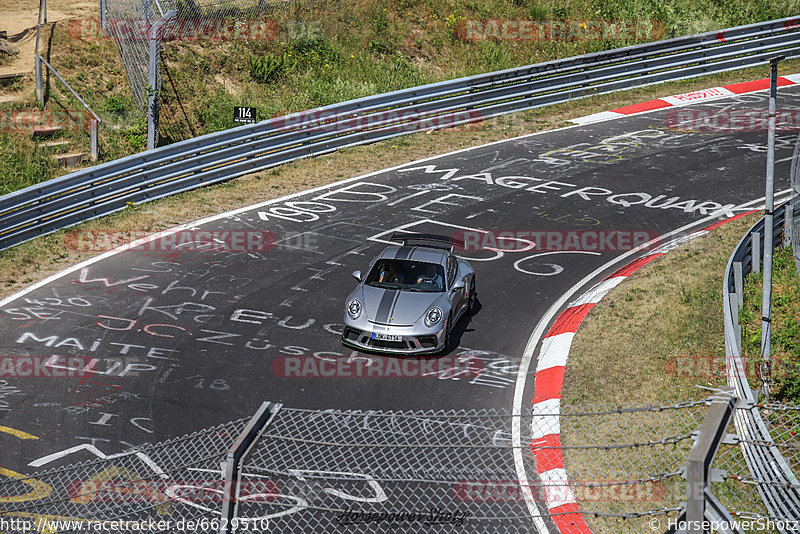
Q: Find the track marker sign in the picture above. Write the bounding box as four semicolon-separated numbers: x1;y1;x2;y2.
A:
234;107;257;124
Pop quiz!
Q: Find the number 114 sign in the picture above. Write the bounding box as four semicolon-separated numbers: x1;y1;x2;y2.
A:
234;107;257;124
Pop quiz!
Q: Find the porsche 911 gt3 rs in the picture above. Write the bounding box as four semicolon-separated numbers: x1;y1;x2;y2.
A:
341;233;476;354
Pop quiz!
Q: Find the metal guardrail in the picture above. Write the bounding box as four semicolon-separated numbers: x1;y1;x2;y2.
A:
722;201;800;524
2;16;800;250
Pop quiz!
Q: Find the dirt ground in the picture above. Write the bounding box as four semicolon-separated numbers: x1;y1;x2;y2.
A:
0;0;96;77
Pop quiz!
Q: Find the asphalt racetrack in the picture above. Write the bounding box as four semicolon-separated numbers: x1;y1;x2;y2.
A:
1;86;798;486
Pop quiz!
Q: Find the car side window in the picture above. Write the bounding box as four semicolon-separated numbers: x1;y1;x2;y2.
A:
446;255;457;288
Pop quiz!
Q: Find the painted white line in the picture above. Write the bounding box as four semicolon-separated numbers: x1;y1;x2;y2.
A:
539;468;578;509
511;189;790;533
570;111;623;125
571;75;800;126
0;82;794;531
530;398;561;440
660;86;735;106
4;75;798;309
537;333;574;371
570;277;625;307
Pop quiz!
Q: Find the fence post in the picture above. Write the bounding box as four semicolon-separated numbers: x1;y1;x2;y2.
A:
751;232;760;274
147;27;159;151
219;401;282;534
35;0;44;108
147;10;176;151
684;388;737;534
761;56;783;405
100;0;107;32
90;119;98;161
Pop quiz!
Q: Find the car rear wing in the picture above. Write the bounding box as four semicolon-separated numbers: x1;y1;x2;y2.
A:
390;233;464;251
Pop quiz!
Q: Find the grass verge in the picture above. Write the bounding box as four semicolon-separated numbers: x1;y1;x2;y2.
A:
563;212;765;405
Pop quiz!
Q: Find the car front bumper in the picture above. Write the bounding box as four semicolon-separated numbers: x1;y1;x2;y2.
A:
340;322;446;354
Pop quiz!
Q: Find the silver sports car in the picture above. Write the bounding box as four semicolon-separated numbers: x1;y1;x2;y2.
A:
341;233;476;354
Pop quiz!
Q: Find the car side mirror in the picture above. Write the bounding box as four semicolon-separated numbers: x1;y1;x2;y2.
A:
452;279;465;292
352;270;362;282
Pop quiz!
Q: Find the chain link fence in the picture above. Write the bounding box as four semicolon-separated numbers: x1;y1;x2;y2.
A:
101;0;298;120
791;132;800;281
2;398;800;533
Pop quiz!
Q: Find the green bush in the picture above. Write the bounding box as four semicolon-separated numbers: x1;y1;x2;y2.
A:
0;134;55;194
247;53;292;85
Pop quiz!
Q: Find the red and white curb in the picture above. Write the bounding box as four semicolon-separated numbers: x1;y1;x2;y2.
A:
528;210;758;532
571;73;800;125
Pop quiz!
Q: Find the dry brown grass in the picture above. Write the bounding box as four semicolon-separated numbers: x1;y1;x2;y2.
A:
563;213;764;406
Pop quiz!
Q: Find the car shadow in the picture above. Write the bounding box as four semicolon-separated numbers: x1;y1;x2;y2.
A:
439;297;481;355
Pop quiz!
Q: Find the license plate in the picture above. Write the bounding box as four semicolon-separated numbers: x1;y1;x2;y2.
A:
372;332;402;342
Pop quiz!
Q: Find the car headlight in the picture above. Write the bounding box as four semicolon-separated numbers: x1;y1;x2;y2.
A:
424;306;443;328
347;299;362;319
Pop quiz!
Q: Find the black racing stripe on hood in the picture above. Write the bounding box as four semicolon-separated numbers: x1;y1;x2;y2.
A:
374;246;413;323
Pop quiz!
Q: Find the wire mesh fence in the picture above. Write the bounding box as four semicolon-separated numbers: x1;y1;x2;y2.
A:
1;398;799;533
0;417;251;532
791;132;800;281
102;0;303;115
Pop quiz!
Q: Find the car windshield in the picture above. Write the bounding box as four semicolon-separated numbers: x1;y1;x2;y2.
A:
365;259;446;292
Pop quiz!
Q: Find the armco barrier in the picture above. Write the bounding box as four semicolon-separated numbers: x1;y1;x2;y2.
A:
2;17;800;251
723;201;800;522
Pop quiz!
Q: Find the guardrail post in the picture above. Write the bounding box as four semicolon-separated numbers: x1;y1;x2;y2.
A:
784;201;794;247
733;262;743;307
685;389;737;534
90;119;98;161
219;401;281;534
751;232;760;274
729;293;741;347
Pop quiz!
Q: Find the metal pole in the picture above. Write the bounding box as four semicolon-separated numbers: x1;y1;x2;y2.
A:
685;388;737;534
219;402;281;534
35;0;44;108
761;56;783;403
90;119;98;161
100;0;107;32
147;29;159;151
147;10;175;151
